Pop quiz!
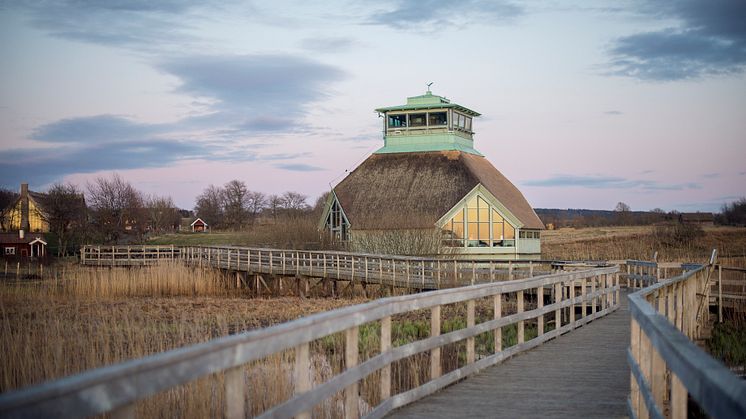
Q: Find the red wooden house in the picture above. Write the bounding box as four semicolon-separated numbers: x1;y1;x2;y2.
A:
191;218;209;232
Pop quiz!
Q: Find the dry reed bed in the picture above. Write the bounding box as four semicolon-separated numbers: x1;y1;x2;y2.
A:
0;262;540;417
0;263;370;417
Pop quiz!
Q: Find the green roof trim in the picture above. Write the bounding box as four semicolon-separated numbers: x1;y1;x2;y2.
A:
375;142;483;156
375;91;481;116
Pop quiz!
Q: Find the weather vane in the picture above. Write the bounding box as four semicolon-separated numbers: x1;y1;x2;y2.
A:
427;81;433;93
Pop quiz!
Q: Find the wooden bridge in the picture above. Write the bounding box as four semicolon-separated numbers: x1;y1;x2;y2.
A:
1;247;745;418
79;245;599;293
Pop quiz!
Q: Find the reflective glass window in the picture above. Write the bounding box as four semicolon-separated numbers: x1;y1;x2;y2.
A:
428;112;447;126
409;113;426;127
388;114;407;128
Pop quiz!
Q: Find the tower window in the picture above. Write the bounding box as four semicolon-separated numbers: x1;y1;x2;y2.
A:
428;112;447;126
388;114;407;128
409;113;426;127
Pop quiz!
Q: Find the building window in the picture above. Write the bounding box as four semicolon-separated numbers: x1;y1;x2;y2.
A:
442;195;516;248
409;113;426;127
388;114;407;128
325;196;350;241
4;247;15;255
428;112;447;126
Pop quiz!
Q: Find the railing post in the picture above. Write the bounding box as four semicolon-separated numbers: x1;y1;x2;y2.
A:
110;404;135;419
718;264;722;323
431;305;441;379
516;291;524;344
569;280;575;326
591;275;597;315
345;326;359;419
639;330;652;419
581;278;587;319
225;366;245;419
671;372;687;419
537;286;544;336
651;293;666;410
630;317;641;417
494;294;502;353
467;299;476;364
294;342;311;419
380;316;391;400
554;282;562;329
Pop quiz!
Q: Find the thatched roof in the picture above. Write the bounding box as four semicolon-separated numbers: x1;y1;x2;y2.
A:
333;151;544;230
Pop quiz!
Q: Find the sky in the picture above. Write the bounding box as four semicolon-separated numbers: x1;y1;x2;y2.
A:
1;0;745;212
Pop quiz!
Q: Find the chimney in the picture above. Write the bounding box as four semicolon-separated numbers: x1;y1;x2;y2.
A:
19;229;25;239
20;183;30;232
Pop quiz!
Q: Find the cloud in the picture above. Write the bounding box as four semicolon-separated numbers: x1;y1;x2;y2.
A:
0;138;203;186
12;0;210;49
605;0;746;80
523;175;701;191
367;0;523;30
159;54;345;115
31;115;163;144
604;110;623;115
300;36;356;53
275;163;325;172
701;173;720;179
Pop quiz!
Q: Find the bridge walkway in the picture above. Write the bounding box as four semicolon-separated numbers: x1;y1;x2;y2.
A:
390;293;630;419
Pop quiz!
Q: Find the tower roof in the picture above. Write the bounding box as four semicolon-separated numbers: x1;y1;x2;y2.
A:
375;91;480;116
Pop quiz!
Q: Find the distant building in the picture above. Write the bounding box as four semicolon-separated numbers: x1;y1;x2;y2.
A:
1;183;50;233
0;231;47;258
191;218;209;232
319;90;544;259
679;212;714;226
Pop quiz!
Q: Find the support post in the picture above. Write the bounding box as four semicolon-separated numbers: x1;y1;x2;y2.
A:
494;294;502;353
380;316;391;400
342;326;359;419
431;305;441;379
294;343;311;419
225;366;245;419
517;291;524;343
467;299;475;364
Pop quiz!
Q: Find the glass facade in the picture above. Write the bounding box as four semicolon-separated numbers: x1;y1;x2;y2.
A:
442;195;516;248
324;197;349;241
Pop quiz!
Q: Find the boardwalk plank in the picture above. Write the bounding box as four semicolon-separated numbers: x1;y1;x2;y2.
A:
388;295;630;419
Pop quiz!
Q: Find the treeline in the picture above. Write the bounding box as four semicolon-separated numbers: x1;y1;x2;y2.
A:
717;198;746;226
193;180;327;230
535;208;670;228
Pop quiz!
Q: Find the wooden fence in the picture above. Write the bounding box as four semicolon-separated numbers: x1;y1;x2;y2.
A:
0;266;620;418
627;253;746;419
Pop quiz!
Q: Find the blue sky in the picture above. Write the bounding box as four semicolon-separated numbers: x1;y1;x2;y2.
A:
1;0;744;211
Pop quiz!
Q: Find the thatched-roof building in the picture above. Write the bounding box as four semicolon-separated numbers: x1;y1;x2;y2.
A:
0;183;50;233
320;90;544;259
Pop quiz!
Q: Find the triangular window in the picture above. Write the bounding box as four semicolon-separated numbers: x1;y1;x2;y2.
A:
325;195;350;241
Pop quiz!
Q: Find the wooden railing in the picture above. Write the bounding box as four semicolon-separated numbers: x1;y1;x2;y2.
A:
80;245;179;266
0;266;620;418
80;245;605;289
627;253;746;419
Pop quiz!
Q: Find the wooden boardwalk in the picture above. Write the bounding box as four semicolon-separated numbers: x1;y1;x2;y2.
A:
390;293;630;419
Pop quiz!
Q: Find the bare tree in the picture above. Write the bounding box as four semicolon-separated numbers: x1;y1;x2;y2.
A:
87;174;145;243
223;180;249;230
267;194;283;219
0;187;17;231
614;202;631;212
245;191;267;224
145;195;180;233
46;182;87;256
281;191;309;211
194;185;225;228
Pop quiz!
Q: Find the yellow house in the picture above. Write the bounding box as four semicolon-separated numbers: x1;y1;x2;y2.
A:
0;183;50;233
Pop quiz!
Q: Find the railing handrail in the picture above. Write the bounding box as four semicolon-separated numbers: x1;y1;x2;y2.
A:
0;265;619;418
627;264;746;418
80;244;607;267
